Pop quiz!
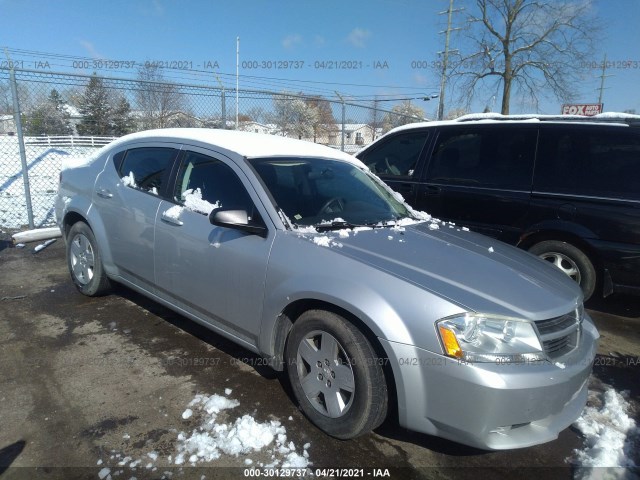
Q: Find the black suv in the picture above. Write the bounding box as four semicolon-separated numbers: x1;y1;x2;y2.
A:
357;114;640;301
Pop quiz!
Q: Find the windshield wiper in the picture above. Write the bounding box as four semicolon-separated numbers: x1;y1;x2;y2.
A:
315;220;372;231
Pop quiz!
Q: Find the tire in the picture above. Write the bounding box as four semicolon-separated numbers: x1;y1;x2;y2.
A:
66;222;111;296
285;310;388;439
528;240;596;301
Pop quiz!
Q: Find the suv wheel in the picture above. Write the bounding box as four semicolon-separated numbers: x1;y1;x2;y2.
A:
285;310;388;439
529;240;596;300
67;222;111;296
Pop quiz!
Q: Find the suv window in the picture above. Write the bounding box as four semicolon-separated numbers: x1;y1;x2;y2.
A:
118;147;177;194
175;151;255;213
361;132;428;177
427;128;536;190
536;127;640;200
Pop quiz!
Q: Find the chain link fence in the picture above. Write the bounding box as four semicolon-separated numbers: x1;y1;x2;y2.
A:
0;68;427;229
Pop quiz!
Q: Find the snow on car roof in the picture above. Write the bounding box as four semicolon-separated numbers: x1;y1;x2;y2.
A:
384;111;640;136
110;128;366;168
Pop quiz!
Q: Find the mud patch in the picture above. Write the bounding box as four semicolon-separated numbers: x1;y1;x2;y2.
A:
82;416;139;439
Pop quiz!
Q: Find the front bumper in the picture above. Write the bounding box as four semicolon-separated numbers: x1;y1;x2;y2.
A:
381;315;599;450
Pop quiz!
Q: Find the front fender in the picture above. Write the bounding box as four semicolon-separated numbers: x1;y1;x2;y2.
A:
258;273;414;359
257;233;465;360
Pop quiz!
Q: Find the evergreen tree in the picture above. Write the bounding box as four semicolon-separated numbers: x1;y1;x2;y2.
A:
25;89;73;136
111;96;134;136
77;74;112;135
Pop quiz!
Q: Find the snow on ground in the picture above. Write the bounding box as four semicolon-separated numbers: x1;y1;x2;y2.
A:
94;390;311;478
571;387;639;479
0;137;101;228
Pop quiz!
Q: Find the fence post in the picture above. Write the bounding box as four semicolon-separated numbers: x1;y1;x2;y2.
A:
221;88;226;129
335;91;345;152
8;66;35;229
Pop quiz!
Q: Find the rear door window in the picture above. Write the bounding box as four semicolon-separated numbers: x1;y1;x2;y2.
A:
536;127;640;200
426;127;536;190
117;147;178;195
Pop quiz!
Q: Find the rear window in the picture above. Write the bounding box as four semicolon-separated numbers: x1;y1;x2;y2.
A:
535;127;640;200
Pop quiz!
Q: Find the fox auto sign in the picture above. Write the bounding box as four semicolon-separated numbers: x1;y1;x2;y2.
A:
561;104;603;116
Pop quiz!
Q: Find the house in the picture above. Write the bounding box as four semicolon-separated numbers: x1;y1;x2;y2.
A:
321;123;382;149
0;114;16;135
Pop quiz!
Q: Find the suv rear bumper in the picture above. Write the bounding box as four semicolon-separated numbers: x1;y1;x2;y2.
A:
380;315;599;450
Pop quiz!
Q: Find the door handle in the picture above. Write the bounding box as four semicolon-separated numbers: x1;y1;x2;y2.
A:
96;188;113;199
392;183;414;194
424;185;441;196
161;212;184;226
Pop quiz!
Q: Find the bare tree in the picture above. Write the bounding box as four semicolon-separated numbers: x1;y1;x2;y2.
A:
445;107;469;120
382;101;425;133
453;0;600;114
270;93;320;139
304;96;336;143
135;64;187;129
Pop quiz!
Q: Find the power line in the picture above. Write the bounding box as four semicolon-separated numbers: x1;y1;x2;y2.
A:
1;46;438;98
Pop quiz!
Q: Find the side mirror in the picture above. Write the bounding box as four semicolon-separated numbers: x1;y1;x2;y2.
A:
209;208;268;237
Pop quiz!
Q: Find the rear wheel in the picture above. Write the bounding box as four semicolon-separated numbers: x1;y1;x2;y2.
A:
285;310;388;439
529;240;596;300
67;222;111;296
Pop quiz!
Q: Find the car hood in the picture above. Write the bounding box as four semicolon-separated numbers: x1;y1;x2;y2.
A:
300;222;582;320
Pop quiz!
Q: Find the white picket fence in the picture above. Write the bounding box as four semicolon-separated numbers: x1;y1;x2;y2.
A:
23;135;118;147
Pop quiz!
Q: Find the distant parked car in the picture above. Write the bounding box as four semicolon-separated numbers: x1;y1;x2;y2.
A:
357;113;640;301
56;129;598;450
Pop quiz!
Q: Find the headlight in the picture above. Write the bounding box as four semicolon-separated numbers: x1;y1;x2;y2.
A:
436;314;546;363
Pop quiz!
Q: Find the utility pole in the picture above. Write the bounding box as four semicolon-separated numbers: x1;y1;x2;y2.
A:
597;53;613;107
437;0;463;120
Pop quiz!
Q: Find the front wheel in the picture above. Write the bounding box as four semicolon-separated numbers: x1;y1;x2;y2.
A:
66;221;111;296
285;310;388;439
528;240;596;301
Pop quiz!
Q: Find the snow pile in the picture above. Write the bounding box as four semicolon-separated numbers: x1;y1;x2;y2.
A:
175;393;311;468
159;189;221;222
162;205;183;221
94;391;311;474
121;171;136;187
572;387;638;477
312;235;342;248
182;188;220;215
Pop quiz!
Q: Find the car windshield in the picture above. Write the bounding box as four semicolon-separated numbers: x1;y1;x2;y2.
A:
249;157;413;227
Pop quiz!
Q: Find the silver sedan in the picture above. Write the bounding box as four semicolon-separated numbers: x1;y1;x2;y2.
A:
55;129;598;450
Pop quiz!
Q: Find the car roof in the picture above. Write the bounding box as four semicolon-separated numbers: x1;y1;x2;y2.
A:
383;112;640;136
109;128;366;167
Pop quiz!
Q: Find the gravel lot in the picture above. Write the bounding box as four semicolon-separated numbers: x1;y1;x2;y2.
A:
0;235;638;480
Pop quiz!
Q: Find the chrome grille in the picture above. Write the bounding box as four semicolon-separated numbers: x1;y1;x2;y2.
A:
535;310;581;359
